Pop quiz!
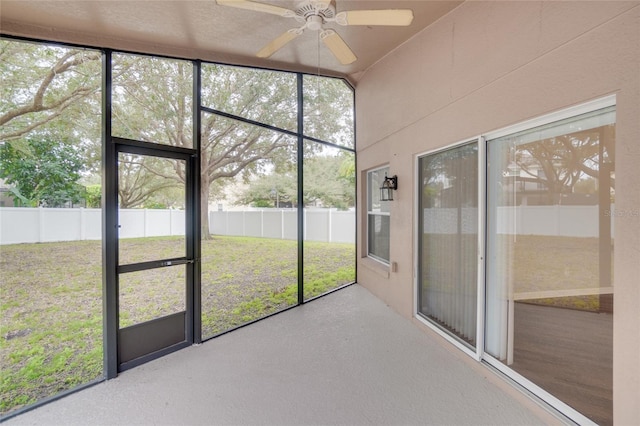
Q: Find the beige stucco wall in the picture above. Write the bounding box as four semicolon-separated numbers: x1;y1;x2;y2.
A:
355;1;639;423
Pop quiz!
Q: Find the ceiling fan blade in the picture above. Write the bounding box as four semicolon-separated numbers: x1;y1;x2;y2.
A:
217;0;294;17
257;29;301;58
320;29;357;65
335;9;414;26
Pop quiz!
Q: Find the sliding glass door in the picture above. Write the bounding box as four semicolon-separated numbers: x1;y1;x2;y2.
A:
416;99;616;425
417;142;478;348
485;105;615;425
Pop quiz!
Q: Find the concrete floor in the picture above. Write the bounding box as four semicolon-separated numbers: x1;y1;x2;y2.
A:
6;285;556;425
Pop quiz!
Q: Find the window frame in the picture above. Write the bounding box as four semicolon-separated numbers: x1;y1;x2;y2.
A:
366;165;391;265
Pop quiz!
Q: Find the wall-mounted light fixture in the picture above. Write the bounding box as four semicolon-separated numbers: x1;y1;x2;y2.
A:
380;174;398;201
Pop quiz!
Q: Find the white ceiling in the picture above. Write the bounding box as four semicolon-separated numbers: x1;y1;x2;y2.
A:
0;0;461;84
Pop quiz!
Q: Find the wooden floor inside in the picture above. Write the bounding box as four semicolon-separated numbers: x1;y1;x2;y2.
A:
511;302;613;425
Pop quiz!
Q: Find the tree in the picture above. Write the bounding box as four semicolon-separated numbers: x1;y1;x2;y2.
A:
117;153;185;208
84;184;102;208
237;152;355;209
515;128;615;204
0;39;103;209
1;40;356;237
0;40;101;147
235;172;297;208
0;135;85;207
113;58;353;237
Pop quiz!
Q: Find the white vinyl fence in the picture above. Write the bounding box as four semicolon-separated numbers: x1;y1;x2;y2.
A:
423;205;614;238
0;207;185;245
1;205;613;245
209;209;356;243
0;207;356;245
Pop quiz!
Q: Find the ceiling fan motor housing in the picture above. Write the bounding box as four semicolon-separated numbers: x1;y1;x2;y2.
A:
295;0;336;30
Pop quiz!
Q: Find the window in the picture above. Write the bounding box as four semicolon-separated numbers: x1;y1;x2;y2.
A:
367;167;390;264
485;104;615;425
418;142;478;348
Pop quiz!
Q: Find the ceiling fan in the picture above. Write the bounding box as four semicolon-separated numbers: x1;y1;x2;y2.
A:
217;0;414;65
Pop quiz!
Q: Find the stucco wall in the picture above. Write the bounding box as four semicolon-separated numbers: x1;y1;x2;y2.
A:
355;2;639;423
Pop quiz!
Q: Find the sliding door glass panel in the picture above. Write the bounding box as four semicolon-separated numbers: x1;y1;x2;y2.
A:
418;143;478;347
0;39;103;415
303;141;356;301
117;153;186;265
111;53;193;148
200;111;298;339
486;106;615;425
201;64;297;132
303;75;354;148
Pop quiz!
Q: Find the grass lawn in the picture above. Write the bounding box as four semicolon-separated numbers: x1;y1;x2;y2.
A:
0;236;355;415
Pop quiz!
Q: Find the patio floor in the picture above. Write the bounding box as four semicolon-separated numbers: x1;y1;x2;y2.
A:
5;284;557;425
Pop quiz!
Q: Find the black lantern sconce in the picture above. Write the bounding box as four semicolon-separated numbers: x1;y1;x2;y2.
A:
380;174;398;201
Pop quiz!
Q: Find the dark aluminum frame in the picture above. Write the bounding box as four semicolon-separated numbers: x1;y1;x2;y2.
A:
0;34;357;401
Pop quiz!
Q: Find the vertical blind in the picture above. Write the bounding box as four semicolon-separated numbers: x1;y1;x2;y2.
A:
418;143;478;347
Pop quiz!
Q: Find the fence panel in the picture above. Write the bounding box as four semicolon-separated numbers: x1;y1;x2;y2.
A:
4;205;609;246
41;208;82;242
227;212;244;236
0;207;186;245
330;211;356;244
145;209;171;237
208;209;349;243
283;210;297;240
262;210;283;239
210;211;227;235
0;208;41;244
119;210;145;239
305;210;330;242
244;211;263;238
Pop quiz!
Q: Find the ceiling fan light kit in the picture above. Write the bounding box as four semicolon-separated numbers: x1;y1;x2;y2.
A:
217;0;414;65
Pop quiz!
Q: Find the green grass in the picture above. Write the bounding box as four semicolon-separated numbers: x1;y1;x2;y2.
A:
0;236;355;415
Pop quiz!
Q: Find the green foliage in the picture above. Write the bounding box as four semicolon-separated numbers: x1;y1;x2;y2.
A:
303;75;354;148
235;171;296;208
237;150;355;209
0;39;101;144
303;151;355;209
251;199;274;208
84;184;101;208
143;201;168;209
0;136;85;207
1;36;355;231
